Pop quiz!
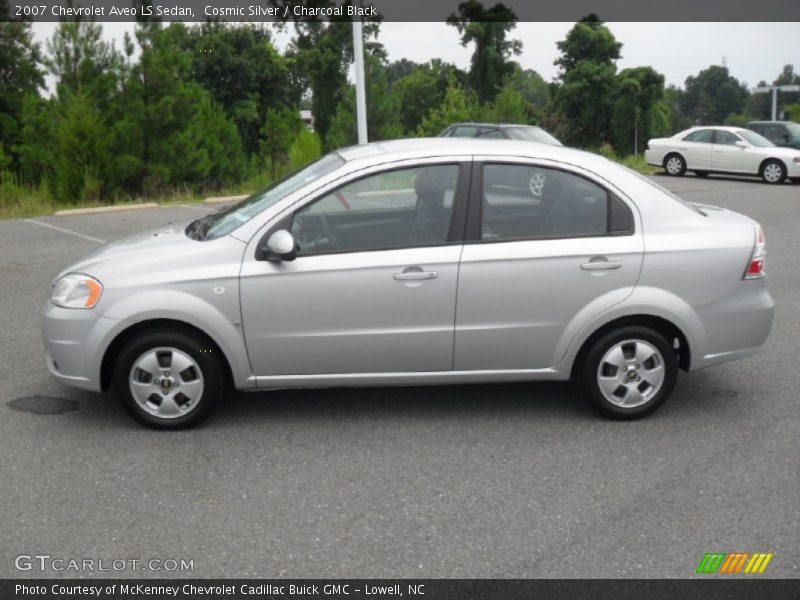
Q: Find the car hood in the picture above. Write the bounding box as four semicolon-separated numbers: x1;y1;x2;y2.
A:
54;220;199;282
752;145;800;157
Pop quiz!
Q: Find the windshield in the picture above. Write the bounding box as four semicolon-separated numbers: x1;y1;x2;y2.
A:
187;153;346;241
785;122;800;138
504;126;563;146
737;129;774;148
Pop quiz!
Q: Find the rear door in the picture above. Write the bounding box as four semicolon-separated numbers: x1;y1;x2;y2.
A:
677;129;714;169
454;159;643;371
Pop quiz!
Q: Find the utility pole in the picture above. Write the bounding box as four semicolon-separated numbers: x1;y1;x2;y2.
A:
352;19;368;145
754;85;800;120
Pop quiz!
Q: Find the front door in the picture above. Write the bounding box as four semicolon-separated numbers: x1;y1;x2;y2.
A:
454;161;644;371
240;162;468;377
711;130;754;173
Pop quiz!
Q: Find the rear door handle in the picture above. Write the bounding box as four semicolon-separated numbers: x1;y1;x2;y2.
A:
394;270;438;281
581;260;621;271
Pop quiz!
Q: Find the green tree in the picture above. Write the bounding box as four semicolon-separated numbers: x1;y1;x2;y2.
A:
610;67;669;154
487;86;527;123
680;65;749;124
326;54;402;148
392;60;465;134
417;76;479;136
260;107;303;178
271;1;382;143
447;0;522;103
551;16;622;148
112;23;246;194
0;4;44;170
554;14;621;75
52;92;111;202
46;21;122;109
506;63;549;111
180;23;299;156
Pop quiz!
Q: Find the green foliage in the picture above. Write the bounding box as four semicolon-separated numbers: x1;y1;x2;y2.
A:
610;67;669;155
505;63;549;111
723;113;753;127
680;65;749;124
487;86;528;124
326;54;402;149
52;93;111;203
417;77;479;136
261;106;303;178
393;60;465;135
288;130;323;171
0;9;44;170
447;0;522;103
180;23;299;155
554;14;622;75
786;103;800;122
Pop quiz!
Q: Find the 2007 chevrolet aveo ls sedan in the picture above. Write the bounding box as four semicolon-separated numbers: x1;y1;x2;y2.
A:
42;139;775;428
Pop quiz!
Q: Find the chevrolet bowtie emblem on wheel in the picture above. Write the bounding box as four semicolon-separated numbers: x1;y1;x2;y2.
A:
696;552;774;574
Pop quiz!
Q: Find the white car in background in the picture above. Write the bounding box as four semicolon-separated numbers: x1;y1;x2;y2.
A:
645;126;800;184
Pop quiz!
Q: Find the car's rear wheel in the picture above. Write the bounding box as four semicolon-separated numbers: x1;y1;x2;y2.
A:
664;154;686;176
694;171;709;178
113;329;223;429
579;326;677;419
760;159;786;184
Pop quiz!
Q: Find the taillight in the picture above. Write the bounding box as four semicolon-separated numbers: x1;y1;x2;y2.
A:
743;224;766;279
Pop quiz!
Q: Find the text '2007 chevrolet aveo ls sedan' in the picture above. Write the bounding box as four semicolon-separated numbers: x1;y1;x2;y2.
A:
42;139;775;428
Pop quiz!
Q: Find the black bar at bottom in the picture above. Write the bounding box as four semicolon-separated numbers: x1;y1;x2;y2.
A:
2;579;800;600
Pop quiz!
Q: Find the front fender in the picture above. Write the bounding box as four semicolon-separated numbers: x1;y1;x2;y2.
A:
97;288;255;390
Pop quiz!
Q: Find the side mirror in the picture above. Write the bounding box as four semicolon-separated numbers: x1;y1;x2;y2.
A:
734;141;747;148
258;229;297;262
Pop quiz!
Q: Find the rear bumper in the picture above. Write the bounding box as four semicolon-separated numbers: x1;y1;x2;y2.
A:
681;281;775;371
42;301;128;392
644;149;662;167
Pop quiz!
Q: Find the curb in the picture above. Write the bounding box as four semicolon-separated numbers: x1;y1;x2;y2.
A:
204;194;249;205
54;202;159;216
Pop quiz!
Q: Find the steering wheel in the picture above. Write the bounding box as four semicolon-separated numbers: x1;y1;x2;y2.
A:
320;213;340;249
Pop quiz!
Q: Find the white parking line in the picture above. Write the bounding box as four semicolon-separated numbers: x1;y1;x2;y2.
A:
23;219;106;244
180;204;214;212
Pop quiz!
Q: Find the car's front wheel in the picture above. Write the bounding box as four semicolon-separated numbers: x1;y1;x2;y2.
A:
664;154;686;176
579;326;678;419
113;329;224;429
760;159;786;184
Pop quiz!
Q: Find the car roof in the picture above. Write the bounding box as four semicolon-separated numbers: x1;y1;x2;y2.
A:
747;120;791;125
445;122;540;129
336;137;605;167
685;125;747;132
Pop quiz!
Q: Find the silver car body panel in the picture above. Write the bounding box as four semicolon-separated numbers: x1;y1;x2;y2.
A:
41;138;775;394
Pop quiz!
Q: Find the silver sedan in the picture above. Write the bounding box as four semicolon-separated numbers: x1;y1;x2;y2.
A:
42;139;775;428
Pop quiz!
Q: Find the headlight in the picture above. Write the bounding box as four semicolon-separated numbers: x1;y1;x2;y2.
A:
51;274;103;309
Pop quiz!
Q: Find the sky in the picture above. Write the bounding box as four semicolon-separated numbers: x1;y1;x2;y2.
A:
30;21;800;91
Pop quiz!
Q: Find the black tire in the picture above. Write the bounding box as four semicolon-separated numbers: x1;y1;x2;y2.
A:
663;153;686;176
578;325;678;420
694;171;709;178
113;328;224;429
760;159;787;184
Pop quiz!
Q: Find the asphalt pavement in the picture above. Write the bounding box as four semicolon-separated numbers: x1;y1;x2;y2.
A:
0;175;798;579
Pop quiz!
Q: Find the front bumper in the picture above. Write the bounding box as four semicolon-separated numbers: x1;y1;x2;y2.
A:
42;301;128;392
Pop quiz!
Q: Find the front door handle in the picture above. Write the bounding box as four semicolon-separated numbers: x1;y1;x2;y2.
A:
581;259;621;271
394;270;438;281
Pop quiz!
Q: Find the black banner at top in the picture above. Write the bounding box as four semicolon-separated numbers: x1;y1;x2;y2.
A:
4;0;800;22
